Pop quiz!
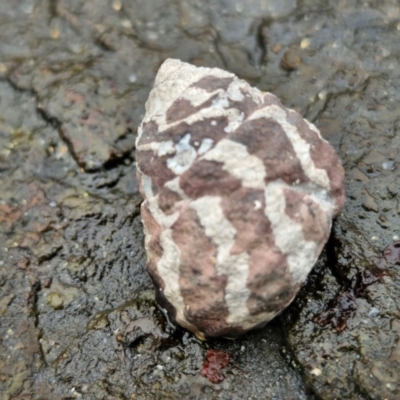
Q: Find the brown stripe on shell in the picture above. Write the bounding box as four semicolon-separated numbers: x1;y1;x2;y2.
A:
218;187;294;316
162;117;229;146
228;117;310;185
137;120;159;147
219;187;269;254
179;159;242;199
139;116;229;150
136;150;176;189
166;95;218;124
283;188;331;253
171;207;230;335
285;110;345;215
191;75;234;92
140;202;166;293
158;186;182;215
263;92;284;106
246;243;297;316
226;92;260;119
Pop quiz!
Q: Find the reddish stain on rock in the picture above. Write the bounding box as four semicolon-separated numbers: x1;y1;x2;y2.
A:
201;349;230;383
314;243;392;332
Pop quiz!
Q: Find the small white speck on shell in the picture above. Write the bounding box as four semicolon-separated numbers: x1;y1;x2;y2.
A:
254;200;261;210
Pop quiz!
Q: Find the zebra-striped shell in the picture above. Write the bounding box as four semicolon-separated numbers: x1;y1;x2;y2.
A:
135;59;345;340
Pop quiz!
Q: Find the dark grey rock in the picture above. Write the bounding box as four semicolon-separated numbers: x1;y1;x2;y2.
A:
1;0;399;399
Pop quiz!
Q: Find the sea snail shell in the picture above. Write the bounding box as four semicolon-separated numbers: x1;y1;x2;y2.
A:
135;58;345;340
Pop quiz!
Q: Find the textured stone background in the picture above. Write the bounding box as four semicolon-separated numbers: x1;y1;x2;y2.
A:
0;0;399;399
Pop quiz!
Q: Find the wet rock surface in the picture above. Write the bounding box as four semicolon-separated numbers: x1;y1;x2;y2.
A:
0;0;399;399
